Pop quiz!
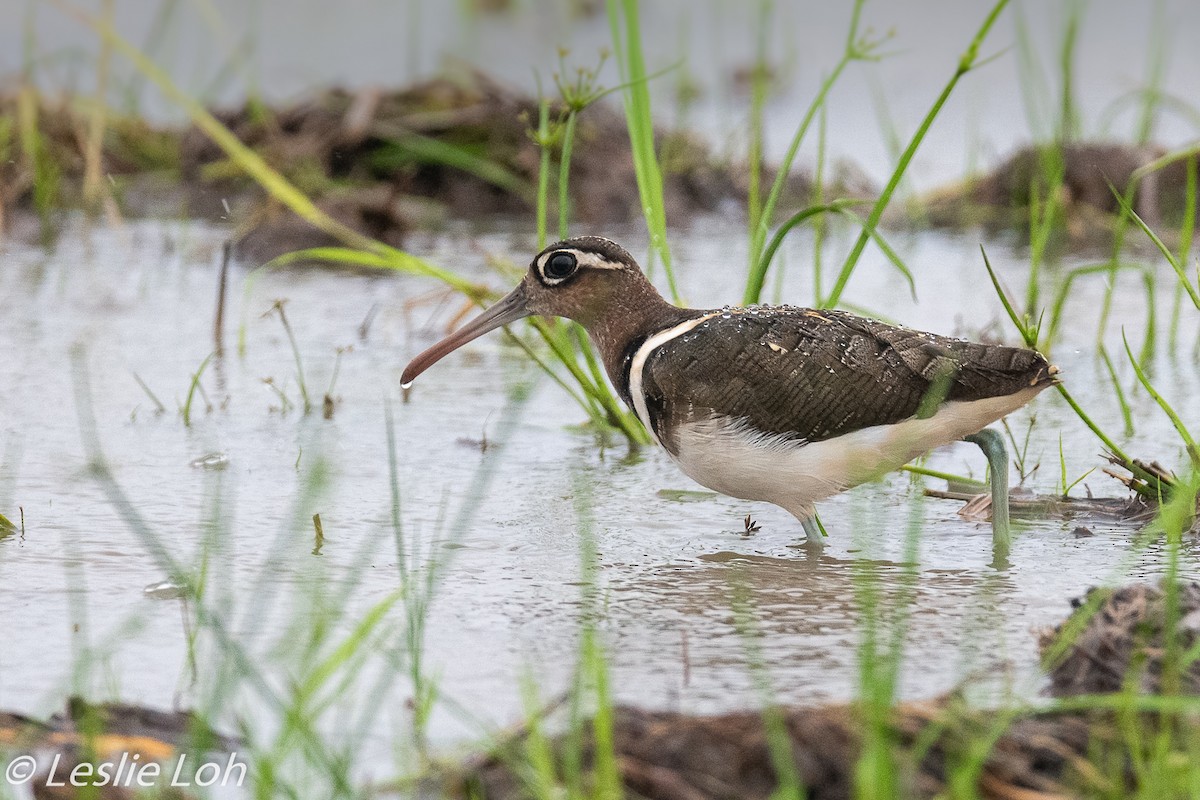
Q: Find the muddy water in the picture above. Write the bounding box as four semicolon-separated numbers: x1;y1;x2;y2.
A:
1;217;1197;761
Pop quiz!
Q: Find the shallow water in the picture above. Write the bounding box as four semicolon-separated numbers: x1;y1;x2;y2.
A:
1;216;1197;766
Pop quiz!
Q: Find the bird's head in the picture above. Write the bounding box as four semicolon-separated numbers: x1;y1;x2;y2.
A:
401;236;651;386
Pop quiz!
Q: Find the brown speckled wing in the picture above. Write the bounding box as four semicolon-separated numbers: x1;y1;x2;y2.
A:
639;308;1055;451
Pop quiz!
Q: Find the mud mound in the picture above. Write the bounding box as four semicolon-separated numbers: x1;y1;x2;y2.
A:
457;703;1143;800
1039;581;1200;696
923;142;1198;246
184;72;867;262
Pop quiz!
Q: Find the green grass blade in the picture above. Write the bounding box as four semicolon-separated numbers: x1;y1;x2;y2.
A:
1135;0;1169;143
1109;182;1200;310
834;207;918;301
980;246;1035;346
1044;262;1153;349
822;0;1010;308
534;91;552;249
607;0;680;303
182;352;214;427
60;1;382;253
1122;330;1200;467
558;110;579;240
745;0;771;262
372;132;535;202
745;199;864;304
263;247;484;296
299;588;405;700
1098;344;1135;438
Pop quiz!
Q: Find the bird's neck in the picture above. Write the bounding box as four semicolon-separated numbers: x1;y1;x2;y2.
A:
579;279;701;404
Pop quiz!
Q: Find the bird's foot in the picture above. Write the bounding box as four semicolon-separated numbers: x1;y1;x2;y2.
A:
801;515;825;550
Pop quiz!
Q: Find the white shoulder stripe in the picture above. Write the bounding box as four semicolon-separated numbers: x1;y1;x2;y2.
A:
628;313;719;444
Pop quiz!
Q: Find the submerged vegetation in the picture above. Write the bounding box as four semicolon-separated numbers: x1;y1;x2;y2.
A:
2;1;1199;799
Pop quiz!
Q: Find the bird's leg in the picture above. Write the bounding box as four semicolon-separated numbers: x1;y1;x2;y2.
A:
801;515;825;549
964;428;1011;555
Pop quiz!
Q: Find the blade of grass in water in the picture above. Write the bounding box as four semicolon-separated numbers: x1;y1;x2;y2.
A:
569;474;620;800
1099;143;1200;340
744;0;771;260
1043;262;1156;351
980;247;1167;496
812;105;829;304
551;50;619;240
901;463;986;490
1171;156;1197;347
1026;146;1067;319
1135;0;1169;144
744;0;871;303
1013;1;1052;140
269;301;312;415
557;109;580;240
1121;331;1200;468
16;83;59;238
1109;183;1200;310
730;583;806;800
821;0;1010;309
749;201;859;303
748;200;916;305
1098;345;1135;438
82;0;113;209
182;352;214;427
606;0;680;303
852;496;924;795
1056;0;1085;142
533;91;553;250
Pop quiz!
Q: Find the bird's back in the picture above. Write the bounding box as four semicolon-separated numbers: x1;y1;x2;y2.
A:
637;307;1057;453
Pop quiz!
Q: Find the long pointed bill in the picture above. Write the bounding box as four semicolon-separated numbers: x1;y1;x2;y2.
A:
400;285;531;388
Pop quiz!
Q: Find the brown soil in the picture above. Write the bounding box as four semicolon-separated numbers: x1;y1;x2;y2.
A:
447;582;1200;800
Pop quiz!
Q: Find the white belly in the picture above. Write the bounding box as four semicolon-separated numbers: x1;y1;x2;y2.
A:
668;387;1043;520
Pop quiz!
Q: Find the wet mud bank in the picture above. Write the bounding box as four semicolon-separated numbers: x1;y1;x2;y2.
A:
0;71;868;263
450;583;1200;800
6;73;1193;263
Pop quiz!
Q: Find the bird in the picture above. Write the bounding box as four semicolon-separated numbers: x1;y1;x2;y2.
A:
401;236;1059;551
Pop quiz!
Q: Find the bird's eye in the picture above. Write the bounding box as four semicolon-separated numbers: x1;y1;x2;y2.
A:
544;251;578;281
